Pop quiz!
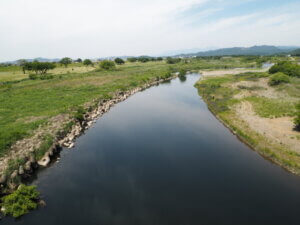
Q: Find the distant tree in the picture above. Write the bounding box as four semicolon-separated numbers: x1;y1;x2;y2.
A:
17;59;27;74
156;57;163;61
127;57;137;63
114;58;125;65
59;57;72;67
99;60;116;70
75;58;82;63
83;59;93;66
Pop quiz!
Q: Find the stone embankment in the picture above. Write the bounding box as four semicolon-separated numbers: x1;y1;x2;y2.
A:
0;75;177;192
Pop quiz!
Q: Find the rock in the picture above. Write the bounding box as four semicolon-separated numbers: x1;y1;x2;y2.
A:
38;200;47;207
24;160;32;171
29;155;36;164
0;174;7;184
68;143;74;149
37;154;50;167
18;165;24;175
10;170;18;180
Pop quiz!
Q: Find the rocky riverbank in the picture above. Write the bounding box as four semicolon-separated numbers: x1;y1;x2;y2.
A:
0;75;177;193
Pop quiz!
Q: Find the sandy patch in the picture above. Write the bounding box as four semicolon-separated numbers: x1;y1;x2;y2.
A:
234;101;300;153
200;68;268;77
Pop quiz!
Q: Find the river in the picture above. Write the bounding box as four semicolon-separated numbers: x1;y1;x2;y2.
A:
3;73;300;225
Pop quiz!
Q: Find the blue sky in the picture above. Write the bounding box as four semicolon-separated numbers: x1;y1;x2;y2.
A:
0;0;299;61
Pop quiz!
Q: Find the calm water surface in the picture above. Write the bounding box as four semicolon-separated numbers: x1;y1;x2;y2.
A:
3;74;300;225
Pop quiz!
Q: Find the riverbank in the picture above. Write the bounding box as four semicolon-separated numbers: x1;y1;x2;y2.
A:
196;70;300;175
0;73;177;193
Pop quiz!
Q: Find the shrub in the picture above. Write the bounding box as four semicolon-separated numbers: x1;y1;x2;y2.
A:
29;74;38;80
1;185;40;218
166;57;181;64
74;106;86;122
269;61;300;77
114;58;125;65
268;72;290;86
99;60;116;70
127;57;137;62
24;62;56;74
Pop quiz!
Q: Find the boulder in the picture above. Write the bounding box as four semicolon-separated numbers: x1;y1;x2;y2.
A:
0;174;7;184
37;154;50;167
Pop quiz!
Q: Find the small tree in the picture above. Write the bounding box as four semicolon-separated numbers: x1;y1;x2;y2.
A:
114;58;125;65
100;60;116;70
157;57;163;61
60;57;72;67
83;59;93;66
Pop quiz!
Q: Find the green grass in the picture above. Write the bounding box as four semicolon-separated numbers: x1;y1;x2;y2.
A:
246;96;297;118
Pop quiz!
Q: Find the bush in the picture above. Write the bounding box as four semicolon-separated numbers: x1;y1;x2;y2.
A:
99;60;116;70
166;57;181;64
1;185;40;218
268;72;290;86
127;57;137;62
114;58;125;65
29;74;38;80
269;61;300;77
74;106;86;122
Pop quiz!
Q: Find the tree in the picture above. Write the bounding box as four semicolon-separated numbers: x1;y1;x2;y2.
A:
83;59;93;66
114;58;125;65
59;57;72;67
99;60;116;70
75;58;82;63
268;72;290;86
156;57;163;61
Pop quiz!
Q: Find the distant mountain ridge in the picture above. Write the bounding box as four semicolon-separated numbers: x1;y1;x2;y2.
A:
175;45;299;57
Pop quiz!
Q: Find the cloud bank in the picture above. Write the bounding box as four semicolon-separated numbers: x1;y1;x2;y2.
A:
0;0;299;61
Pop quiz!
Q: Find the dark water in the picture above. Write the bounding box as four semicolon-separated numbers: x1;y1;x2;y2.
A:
3;74;300;225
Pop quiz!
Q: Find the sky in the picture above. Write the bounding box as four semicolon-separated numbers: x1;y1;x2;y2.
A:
0;0;300;61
